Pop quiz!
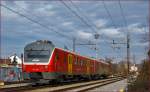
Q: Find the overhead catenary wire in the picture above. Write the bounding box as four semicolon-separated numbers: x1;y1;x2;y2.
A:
12;2;73;47
0;4;72;40
69;0;99;32
60;0;98;33
102;0;117;28
118;0;130;74
118;0;127;27
15;2;99;52
69;0;98;42
1;3;95;53
60;0;100;54
13;2;74;39
13;1;97;46
69;0;101;43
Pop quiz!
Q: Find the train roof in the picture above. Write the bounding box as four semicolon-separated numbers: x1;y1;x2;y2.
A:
24;40;55;50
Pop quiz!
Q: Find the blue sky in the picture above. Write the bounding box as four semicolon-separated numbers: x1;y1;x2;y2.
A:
1;0;149;63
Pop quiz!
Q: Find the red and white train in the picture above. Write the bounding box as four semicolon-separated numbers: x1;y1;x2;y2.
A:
23;40;111;83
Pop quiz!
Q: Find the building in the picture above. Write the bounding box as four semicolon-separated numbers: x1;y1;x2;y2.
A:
0;59;11;66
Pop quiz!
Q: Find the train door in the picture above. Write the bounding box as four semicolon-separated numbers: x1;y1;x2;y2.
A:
86;60;90;75
68;54;73;75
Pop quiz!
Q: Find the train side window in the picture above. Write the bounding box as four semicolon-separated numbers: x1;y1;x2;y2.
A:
78;59;80;66
83;60;85;66
75;57;78;65
74;57;77;65
81;60;82;66
85;60;86;66
83;60;84;66
91;62;93;67
77;58;80;65
90;62;91;67
81;60;84;66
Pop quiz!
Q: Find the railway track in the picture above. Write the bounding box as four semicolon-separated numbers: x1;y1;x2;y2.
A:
0;76;126;92
26;77;125;92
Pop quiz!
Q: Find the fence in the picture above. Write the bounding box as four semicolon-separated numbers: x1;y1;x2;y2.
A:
0;66;23;82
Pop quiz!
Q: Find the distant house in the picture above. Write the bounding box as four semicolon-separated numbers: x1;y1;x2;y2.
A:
0;59;11;66
0;55;22;67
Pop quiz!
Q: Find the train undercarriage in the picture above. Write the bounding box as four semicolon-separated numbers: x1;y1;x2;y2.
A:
26;72;109;85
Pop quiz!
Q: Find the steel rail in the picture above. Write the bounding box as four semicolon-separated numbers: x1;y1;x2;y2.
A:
0;75;126;92
26;76;125;92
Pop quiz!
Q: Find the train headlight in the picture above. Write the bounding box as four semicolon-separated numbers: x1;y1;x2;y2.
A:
45;66;48;69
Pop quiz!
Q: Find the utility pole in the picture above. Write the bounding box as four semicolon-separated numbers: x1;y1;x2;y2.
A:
127;32;130;74
94;33;100;60
72;33;100;59
112;31;130;75
72;39;96;52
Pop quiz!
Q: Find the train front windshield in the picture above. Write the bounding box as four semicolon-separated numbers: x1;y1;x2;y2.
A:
25;50;52;63
24;40;55;63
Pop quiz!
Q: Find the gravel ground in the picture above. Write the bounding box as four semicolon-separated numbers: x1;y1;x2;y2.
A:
88;79;127;92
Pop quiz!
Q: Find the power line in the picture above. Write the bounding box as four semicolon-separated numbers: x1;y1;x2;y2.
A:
14;2;98;50
61;0;101;55
1;3;96;53
118;0;130;75
69;0;101;52
13;2;74;40
61;0;97;33
118;0;127;26
0;4;72;40
69;0;98;32
12;2;74;46
102;0;117;28
13;1;98;47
